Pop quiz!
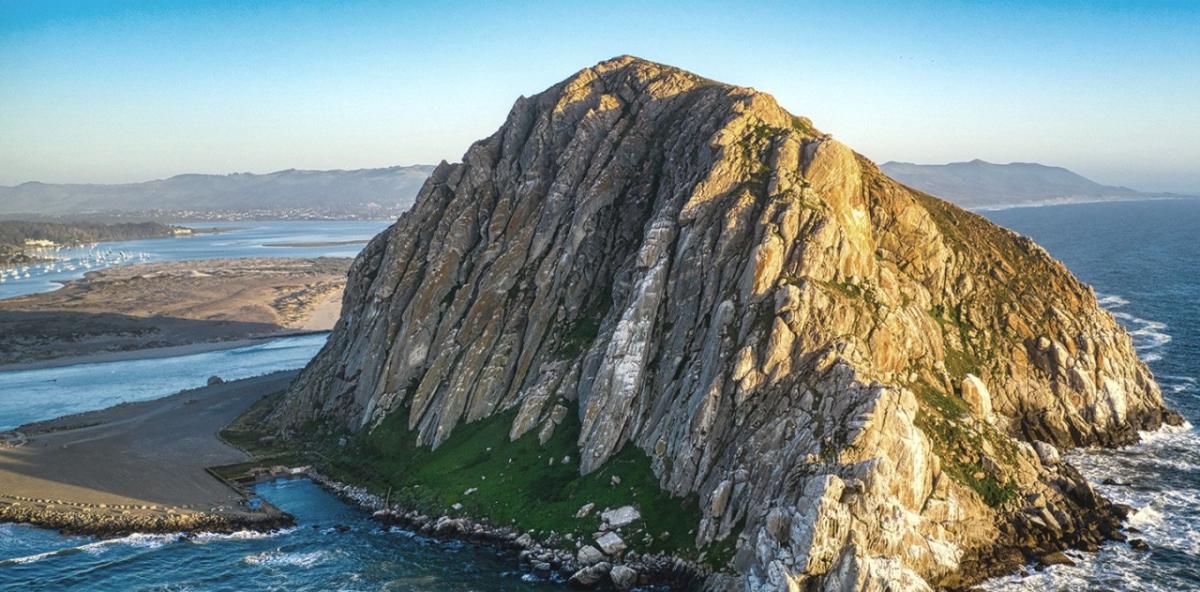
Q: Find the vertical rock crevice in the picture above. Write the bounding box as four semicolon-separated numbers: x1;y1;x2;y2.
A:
267;56;1175;590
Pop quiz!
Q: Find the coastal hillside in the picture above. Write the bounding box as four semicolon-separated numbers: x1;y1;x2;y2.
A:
880;160;1144;208
264;57;1176;590
0;165;435;219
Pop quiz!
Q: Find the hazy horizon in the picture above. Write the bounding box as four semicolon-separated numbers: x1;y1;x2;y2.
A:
2;1;1197;193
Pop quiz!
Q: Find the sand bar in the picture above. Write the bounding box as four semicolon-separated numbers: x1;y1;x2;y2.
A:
0;257;349;366
0;372;296;535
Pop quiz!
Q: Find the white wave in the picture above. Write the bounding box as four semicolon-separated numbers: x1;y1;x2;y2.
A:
1159;374;1198;394
0;532;179;565
191;527;295;543
1160;374;1198;385
0;548;65;565
1101;302;1172;362
1127;505;1165;528
85;532;180;553
1097;294;1130;308
242;549;328;568
1139;419;1195;441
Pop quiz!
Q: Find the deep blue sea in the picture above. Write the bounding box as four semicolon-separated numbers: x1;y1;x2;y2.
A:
980;199;1200;591
0;478;559;592
0;203;1196;590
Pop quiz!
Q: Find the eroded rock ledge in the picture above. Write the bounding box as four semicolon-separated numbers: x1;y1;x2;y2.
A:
265;56;1176;590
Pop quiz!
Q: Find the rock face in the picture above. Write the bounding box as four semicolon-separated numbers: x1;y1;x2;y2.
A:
268;56;1175;590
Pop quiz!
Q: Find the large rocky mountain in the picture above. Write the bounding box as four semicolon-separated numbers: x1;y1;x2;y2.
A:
267;57;1175;590
0;165;434;218
880;160;1143;209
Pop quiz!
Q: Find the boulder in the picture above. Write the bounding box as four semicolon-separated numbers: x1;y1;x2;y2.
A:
610;564;638;590
961;374;994;422
600;506;640;528
595;531;626;555
576;545;604;564
1035;441;1061;466
568;562;611;588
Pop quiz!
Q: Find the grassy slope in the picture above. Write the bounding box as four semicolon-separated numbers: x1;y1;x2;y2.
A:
322;404;732;562
221;396;739;568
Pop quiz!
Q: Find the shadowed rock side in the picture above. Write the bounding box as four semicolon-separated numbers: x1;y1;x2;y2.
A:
265;57;1176;590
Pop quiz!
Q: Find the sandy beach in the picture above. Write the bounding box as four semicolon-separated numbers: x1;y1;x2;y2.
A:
0;372;297;534
0;257;349;366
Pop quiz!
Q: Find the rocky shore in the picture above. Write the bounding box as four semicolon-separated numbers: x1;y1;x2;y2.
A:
307;470;706;590
0;373;299;539
0;496;292;537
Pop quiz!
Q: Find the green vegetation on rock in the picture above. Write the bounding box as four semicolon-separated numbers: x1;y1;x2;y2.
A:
913;382;1018;507
318;403;714;564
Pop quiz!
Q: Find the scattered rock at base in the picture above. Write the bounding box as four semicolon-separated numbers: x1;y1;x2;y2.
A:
600;505;640;528
1035;441;1061;466
610;564;637;590
568;561;611;588
595;531;627;555
576;544;604;564
207;375;224;386
575;502;595;518
1040;551;1075;567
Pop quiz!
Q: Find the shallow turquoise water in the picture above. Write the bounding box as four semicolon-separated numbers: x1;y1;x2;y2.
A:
0;333;329;431
0;478;561;591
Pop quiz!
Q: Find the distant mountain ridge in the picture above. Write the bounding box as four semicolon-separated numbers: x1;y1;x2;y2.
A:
0;165;436;219
880;159;1147;208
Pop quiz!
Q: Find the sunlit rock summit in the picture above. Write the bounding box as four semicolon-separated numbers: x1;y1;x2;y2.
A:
267;56;1175;590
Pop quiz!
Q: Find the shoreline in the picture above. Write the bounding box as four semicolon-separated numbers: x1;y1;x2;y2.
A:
0;257;348;366
969;194;1197;212
0;330;328;373
0;369;1156;590
0;373;299;538
302;469;709;590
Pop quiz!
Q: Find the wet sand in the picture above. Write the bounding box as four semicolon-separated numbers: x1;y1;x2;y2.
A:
0;372;296;533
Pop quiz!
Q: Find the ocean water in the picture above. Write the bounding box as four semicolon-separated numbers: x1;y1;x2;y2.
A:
0;220;391;300
0;333;329;431
0;478;560;592
0;200;1197;590
980;198;1200;590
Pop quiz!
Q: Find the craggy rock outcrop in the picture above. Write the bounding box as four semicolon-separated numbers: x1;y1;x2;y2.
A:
268;56;1176;590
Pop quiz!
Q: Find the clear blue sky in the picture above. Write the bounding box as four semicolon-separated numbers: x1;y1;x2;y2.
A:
2;0;1197;193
